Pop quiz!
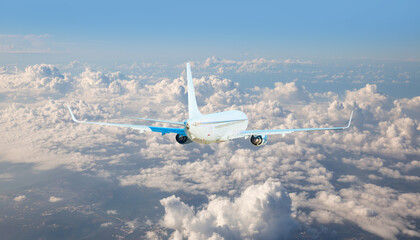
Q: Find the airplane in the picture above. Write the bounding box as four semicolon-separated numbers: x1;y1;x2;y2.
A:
67;63;353;146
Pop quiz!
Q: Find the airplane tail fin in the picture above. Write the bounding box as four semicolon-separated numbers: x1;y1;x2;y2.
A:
186;62;202;119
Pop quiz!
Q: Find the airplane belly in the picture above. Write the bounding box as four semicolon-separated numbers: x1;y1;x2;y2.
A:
186;111;248;144
187;126;222;144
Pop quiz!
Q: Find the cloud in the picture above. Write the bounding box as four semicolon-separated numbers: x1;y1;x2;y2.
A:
145;231;163;240
100;222;112;227
0;34;57;54
107;210;117;215
368;174;382;180
254;81;311;104
292;184;420;240
189;56;312;74
337;175;358;182
123;219;141;234
342;156;384;170
0;100;101;170
0;173;14;182
49;196;63;203
378;167;420;181
14;195;26;202
0;64;72;102
160;179;296;240
394;160;420;172
0;61;419;239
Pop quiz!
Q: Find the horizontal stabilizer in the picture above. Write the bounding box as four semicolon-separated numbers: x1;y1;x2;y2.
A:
130;117;184;125
198;119;248;125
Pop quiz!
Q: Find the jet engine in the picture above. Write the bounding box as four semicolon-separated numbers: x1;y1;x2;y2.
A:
176;134;192;144
250;135;267;146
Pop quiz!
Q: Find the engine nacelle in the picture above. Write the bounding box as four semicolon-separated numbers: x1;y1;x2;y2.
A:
176;134;192;144
250;135;267;146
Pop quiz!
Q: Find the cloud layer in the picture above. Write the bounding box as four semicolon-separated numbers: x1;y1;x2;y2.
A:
0;59;419;239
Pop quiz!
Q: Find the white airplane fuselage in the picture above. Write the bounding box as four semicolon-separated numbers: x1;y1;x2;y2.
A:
185;111;248;144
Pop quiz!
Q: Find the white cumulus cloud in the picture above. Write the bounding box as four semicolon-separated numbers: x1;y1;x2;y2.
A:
107;210;117;215
14;195;26;202
160;179;296;240
49;196;63;202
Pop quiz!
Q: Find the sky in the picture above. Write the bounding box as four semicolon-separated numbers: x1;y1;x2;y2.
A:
0;1;419;240
1;0;420;64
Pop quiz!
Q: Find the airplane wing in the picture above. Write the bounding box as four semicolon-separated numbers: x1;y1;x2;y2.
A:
236;111;353;138
67;105;186;136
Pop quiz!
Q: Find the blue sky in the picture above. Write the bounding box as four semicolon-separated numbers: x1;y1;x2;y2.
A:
1;0;419;63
